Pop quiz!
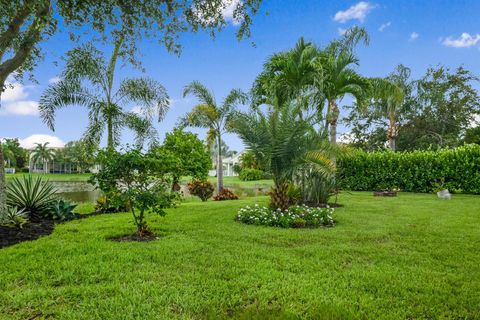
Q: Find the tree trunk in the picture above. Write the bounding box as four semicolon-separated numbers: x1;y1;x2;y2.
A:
328;100;339;145
0;140;6;214
387;117;397;152
269;181;289;211
107;116;114;149
216;134;223;192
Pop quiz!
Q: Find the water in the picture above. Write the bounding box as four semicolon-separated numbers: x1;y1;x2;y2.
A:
53;181;271;203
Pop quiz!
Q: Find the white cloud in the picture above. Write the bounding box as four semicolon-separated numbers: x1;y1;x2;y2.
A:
0;81;39;116
48;76;61;84
130;106;144;115
442;32;480;48
1;82;28;102
410;32;419;41
338;28;348;36
20;134;65;149
333;2;375;23
221;0;243;26
378;22;391;32
0;100;39;116
194;0;243;26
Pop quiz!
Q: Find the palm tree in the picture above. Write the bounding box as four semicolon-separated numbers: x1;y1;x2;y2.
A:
319;27;371;145
31;143;55;174
230;99;336;210
39;38;170;149
181;81;247;192
1;143;15;168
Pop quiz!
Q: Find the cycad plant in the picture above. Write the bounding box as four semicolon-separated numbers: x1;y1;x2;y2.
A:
39;38;170;149
181;81;247;192
230;99;336;210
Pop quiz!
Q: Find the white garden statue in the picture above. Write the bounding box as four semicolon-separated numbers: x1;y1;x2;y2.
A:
437;189;452;200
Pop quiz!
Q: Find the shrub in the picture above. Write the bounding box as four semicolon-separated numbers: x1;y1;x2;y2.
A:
337;144;480;194
7;175;57;220
187;180;214;201
239;168;264;181
213;188;239;201
0;207;28;229
236;204;335;228
91;149;178;235
95;192;131;213
50;200;77;221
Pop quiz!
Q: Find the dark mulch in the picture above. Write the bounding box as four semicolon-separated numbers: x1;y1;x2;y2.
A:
373;191;397;197
300;201;343;208
0;211;106;249
0;220;55;249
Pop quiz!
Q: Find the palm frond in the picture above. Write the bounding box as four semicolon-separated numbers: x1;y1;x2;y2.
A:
183;81;216;107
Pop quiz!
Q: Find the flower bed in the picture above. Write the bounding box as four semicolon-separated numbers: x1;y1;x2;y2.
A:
236;204;335;228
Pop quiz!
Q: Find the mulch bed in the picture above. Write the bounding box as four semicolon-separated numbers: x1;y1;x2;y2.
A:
108;233;159;242
373;191;397;197
0;211;106;249
0;220;54;249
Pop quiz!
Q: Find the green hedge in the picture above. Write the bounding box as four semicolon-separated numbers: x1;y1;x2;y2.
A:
337;144;480;194
239;168;265;181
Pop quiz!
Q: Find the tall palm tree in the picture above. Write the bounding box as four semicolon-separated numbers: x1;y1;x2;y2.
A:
181;81;247;192
31;143;55;174
230;99;337;210
39;38;170;149
319;27;371;145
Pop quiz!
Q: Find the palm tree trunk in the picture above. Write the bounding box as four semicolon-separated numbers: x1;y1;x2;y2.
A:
0;141;6;214
216;134;223;192
388;118;397;152
328;100;339;145
107;116;114;149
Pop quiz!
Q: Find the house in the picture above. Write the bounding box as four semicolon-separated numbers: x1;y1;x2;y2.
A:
208;151;243;177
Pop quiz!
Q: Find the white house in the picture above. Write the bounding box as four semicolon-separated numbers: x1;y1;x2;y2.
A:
208;151;243;177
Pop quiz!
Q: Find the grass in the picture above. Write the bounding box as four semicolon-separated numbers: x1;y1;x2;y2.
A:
1;192;479;319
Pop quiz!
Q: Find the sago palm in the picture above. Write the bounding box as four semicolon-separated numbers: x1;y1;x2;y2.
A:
180;81;247;192
39;38;169;149
230;99;336;210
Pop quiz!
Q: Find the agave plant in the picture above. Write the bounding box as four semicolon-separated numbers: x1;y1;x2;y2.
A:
51;199;77;221
7;175;57;220
0;207;28;229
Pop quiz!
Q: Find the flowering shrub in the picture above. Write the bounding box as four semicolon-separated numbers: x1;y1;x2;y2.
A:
236;204;335;228
188;180;215;201
213;188;239;201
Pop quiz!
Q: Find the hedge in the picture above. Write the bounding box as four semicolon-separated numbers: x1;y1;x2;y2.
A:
337;144;480;194
239;168;265;181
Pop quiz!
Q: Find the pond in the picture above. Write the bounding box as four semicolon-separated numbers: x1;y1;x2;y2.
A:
54;181;271;203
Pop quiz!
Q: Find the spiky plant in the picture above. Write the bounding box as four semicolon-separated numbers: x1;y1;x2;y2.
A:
0;207;28;229
7;175;57;220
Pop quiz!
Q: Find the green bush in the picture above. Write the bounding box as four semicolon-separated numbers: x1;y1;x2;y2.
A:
239;168;264;181
337;144;480;194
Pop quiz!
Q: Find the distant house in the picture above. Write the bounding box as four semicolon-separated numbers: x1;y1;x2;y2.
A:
208;151;243;177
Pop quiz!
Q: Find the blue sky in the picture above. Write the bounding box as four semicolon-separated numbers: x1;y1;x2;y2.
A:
1;0;479;150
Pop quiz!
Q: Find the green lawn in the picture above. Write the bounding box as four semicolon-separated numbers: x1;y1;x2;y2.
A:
1;192;479;319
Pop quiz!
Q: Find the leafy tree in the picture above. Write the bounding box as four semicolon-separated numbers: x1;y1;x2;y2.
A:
2;138;28;169
39;40;169;149
239;150;262;170
31;142;55;173
151;128;212;190
396;66;480;150
91;148;178;236
1;142;15;168
181;81;247;192
464;126;480;145
0;0;262;214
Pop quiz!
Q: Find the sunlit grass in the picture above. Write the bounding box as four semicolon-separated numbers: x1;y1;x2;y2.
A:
1;192;479;319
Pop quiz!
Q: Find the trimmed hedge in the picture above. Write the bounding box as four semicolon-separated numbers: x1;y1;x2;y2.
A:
337;144;480;194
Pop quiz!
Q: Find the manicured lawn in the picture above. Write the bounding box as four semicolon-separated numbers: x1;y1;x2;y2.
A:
1;192;479;319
